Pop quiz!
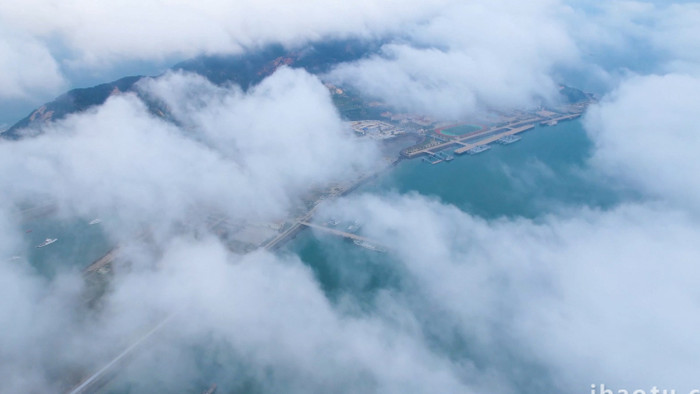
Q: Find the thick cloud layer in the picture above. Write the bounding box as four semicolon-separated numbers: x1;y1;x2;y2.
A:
586;73;700;210
328;0;577;119
2;1;700;393
319;194;700;393
0;0;445;65
2;0;698;107
327;0;700;118
0;0;445;118
0;68;380;391
105;240;481;393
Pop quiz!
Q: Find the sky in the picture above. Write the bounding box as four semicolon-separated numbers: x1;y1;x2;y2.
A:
1;0;700;393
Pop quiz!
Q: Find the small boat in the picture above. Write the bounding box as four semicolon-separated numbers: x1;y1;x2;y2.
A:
498;135;522;144
466;145;491;155
36;238;57;248
89;218;102;225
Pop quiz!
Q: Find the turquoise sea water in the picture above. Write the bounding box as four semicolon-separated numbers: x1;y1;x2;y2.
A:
289;119;635;300
363;119;630;219
16;216;112;278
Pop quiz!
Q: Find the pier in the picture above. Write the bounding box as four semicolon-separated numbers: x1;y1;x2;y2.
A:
298;221;374;242
297;221;386;252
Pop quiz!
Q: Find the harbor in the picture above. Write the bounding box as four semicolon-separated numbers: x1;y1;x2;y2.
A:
356;118;621;220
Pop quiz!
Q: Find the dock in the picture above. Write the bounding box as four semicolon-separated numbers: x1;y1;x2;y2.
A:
403;116;538;158
465;145;491;155
422;151;454;164
422;152;443;164
454;124;534;155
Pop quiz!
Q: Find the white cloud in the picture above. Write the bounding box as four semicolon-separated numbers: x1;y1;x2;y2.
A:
316;192;700;392
0;30;65;100
0;66;384;391
649;3;700;74
0;0;447;104
104;239;480;393
326;1;700;115
0;0;443;68
1;0;698;108
327;0;578;119
0;68;378;233
585;73;700;211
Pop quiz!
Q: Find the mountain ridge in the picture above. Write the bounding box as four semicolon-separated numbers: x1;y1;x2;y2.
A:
2;38;591;140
